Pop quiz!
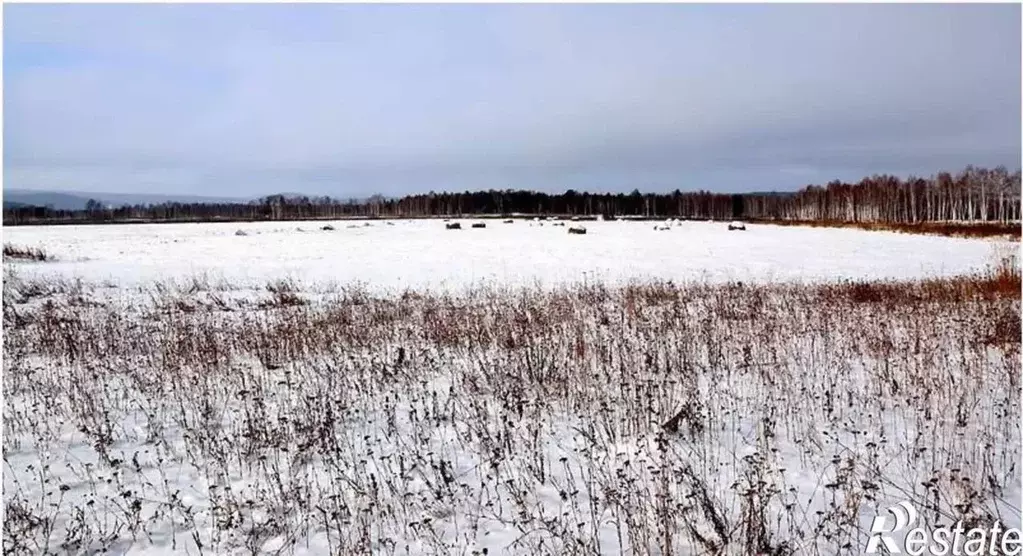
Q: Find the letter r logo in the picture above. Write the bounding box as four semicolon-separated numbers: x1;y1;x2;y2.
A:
866;514;902;553
865;502;918;554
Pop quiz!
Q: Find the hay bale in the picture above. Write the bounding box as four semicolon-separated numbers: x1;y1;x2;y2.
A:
471;222;486;229
568;225;587;235
503;219;514;224
727;221;746;231
322;225;336;231
235;229;249;236
446;222;462;230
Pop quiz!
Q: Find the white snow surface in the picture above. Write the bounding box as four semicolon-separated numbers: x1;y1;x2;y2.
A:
2;219;1010;291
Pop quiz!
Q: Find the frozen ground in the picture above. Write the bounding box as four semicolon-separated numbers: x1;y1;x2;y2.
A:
2;219;1012;291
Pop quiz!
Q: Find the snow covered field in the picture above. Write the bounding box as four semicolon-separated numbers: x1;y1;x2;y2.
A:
3;221;1020;556
1;219;1011;291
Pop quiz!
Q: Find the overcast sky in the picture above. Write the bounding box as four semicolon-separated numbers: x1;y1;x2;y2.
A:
4;4;1020;197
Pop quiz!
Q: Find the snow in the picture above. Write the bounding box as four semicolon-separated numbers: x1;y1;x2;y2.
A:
2;219;1011;292
3;219;1019;555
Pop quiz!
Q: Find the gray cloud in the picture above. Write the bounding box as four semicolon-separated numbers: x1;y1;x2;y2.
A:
4;4;1020;196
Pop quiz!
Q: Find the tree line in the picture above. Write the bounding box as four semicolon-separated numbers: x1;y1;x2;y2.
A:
4;165;1020;225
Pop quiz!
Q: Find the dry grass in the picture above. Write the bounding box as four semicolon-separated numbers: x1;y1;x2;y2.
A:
3;244;52;262
751;219;1022;240
2;262;1020;554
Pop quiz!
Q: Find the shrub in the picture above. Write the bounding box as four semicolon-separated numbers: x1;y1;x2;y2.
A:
3;244;51;261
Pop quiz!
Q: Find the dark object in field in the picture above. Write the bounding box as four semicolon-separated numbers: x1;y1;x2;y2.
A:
728;221;746;231
235;229;249;236
503;219;514;224
552;222;566;227
662;402;705;436
3;244;50;261
568;226;587;235
472;222;486;229
446;222;462;230
322;225;336;231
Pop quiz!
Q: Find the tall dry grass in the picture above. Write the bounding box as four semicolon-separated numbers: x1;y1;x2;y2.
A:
3;244;52;262
2;261;1020;554
751;219;1021;240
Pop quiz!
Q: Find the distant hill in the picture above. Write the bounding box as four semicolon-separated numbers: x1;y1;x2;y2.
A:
2;200;32;210
4;191;99;211
3;189;249;211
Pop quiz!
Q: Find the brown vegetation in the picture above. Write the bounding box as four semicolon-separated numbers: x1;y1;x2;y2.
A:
751;218;1021;240
3;263;1019;554
3;244;51;261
